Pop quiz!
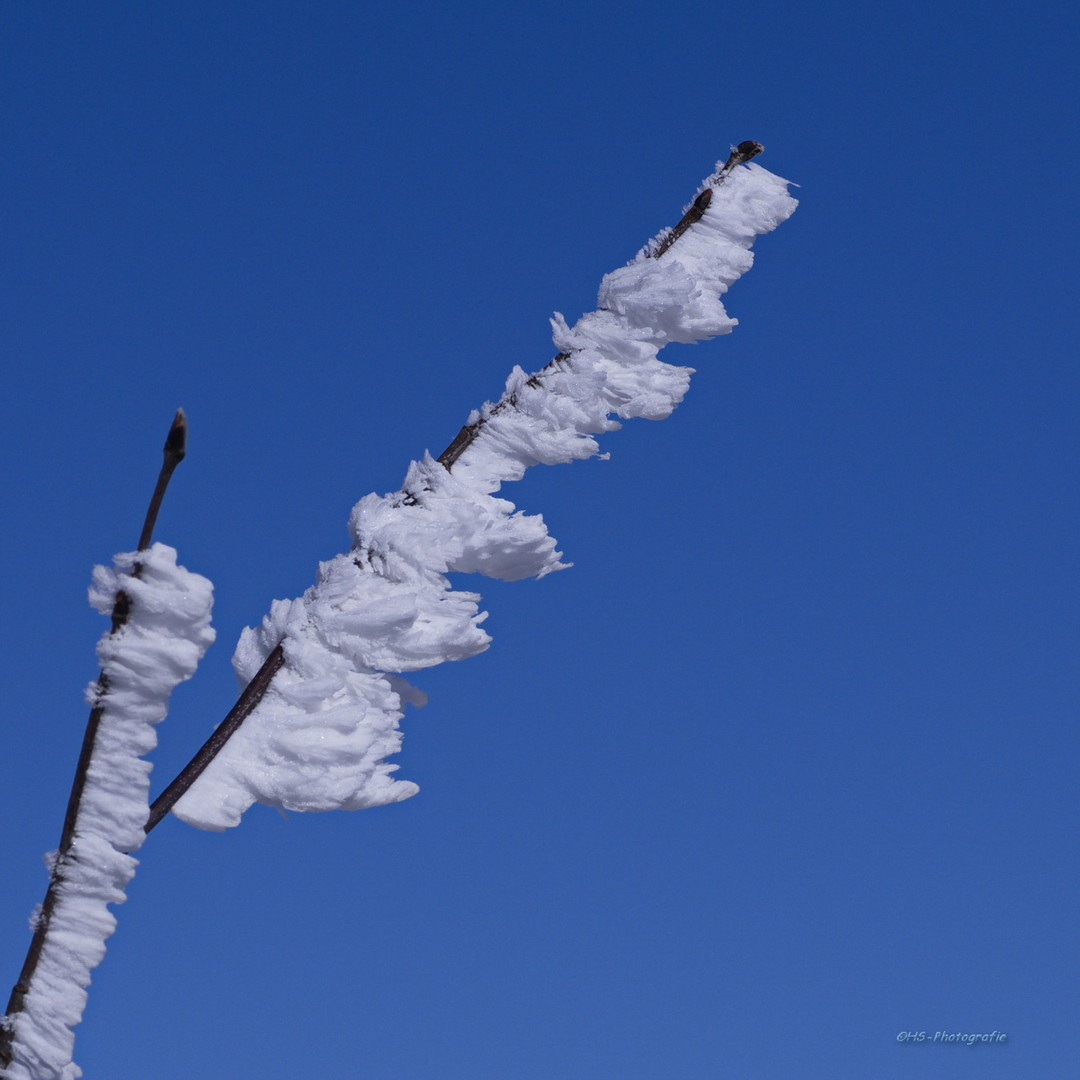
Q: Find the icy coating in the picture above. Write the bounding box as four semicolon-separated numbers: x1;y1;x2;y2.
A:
172;160;797;832
2;545;215;1080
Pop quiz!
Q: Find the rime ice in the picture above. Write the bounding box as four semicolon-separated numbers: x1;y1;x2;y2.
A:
172;159;797;832
2;545;214;1080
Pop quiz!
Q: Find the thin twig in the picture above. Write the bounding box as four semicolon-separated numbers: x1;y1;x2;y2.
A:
436;142;763;472
436;358;569;471
138;409;187;552
1;410;188;1065
652;141;763;258
143;642;286;833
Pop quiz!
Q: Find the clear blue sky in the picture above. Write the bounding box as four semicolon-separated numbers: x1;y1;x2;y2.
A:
1;2;1077;1078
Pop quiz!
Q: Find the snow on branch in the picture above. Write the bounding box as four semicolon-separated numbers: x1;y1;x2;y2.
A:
1;545;214;1080
168;147;797;832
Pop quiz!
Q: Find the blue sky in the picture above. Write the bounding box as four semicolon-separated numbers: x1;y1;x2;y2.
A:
1;2;1077;1077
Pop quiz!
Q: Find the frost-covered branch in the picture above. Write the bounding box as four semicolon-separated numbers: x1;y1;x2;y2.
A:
434;141;765;470
1;415;214;1080
164;144;797;832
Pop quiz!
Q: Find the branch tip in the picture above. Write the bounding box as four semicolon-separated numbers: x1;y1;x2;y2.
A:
137;409;188;552
164;408;187;466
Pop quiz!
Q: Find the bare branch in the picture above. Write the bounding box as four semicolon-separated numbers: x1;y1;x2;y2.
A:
137;409;187;553
143;642;286;834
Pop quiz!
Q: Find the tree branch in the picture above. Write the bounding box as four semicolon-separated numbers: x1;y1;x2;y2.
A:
437;141;763;470
139;141;768;836
1;410;187;1065
143;642;286;833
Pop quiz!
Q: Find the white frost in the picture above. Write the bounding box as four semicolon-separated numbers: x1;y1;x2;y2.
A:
2;545;214;1080
172;159;797;832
